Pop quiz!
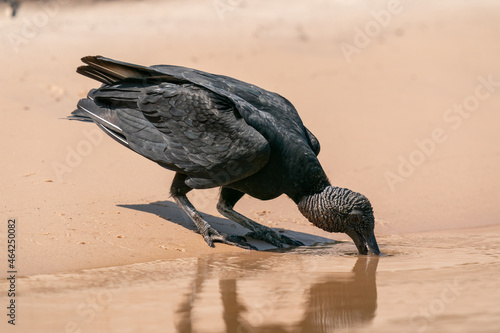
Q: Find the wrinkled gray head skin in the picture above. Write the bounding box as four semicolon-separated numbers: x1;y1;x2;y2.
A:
298;186;381;255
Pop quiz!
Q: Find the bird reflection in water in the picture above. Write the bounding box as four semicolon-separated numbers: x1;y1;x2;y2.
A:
175;255;379;333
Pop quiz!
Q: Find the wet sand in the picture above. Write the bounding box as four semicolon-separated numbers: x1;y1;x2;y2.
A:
1;0;500;332
2;225;500;332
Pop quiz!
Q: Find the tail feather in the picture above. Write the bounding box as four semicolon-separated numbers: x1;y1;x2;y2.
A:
90;85;142;104
68;108;93;122
70;55;188;149
79;56;153;83
75;98;123;133
72;99;129;147
76;66;117;85
77;56;185;85
95;122;129;147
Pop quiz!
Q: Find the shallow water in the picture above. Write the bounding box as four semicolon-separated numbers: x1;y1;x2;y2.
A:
3;229;500;333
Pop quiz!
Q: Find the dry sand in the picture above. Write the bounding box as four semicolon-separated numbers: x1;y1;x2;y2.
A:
0;0;499;332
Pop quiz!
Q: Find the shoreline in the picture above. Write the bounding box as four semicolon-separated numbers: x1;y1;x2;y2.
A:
1;0;499;277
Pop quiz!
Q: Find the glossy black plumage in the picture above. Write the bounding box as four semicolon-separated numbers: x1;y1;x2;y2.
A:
72;56;322;200
70;56;380;254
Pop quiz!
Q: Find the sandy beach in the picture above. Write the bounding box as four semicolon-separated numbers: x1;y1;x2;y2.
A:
0;0;499;332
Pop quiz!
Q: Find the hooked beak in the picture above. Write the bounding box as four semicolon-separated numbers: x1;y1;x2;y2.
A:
346;229;381;255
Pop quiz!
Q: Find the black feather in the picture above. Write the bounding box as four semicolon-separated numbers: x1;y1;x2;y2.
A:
68;56;380;254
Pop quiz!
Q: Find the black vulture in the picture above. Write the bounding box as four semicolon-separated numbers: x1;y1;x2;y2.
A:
69;56;380;255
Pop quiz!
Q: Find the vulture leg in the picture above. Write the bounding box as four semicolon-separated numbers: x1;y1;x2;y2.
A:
217;188;304;248
170;173;256;250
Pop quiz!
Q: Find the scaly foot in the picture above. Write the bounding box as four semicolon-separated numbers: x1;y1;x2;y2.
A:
245;226;304;248
199;225;257;250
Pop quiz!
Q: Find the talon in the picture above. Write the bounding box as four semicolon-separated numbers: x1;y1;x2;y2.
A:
203;234;215;248
226;235;248;243
280;235;304;246
200;227;256;250
245;229;302;248
259;231;283;248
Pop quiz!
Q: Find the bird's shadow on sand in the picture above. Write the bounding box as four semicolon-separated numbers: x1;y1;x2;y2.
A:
118;200;336;250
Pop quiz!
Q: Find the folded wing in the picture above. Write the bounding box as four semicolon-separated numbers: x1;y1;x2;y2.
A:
73;81;270;189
